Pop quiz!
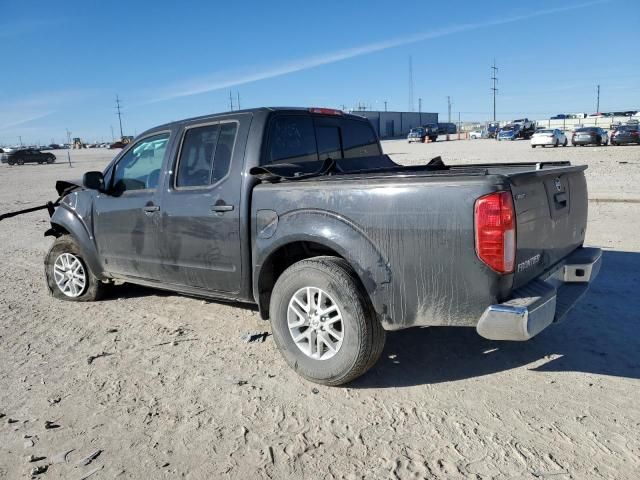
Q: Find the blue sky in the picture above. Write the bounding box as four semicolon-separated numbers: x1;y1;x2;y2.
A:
1;0;638;144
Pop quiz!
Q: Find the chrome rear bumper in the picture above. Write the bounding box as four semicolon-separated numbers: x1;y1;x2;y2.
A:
476;247;602;341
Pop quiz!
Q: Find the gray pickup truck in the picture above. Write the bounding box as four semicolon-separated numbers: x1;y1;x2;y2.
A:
43;107;601;385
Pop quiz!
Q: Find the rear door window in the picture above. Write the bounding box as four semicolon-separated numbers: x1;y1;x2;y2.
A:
175;122;238;188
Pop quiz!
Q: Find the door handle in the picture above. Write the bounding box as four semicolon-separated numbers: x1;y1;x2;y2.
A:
211;204;234;212
143;205;160;214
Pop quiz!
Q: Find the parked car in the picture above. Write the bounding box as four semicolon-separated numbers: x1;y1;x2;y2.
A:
41;107;600;385
531;129;568;148
611;125;640;145
469;129;488;139
407;127;427;143
572;127;609;146
1;148;56;165
550;114;568;120
109;141;126;149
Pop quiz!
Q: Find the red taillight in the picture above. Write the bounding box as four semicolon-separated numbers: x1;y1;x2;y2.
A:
474;191;516;274
308;107;343;115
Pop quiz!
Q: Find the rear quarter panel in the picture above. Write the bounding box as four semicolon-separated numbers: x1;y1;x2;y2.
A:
252;175;512;329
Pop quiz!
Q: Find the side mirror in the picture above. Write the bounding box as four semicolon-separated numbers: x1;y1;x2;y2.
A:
83;171;105;192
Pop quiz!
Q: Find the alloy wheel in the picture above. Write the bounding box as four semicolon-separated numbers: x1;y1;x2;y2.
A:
287;286;344;360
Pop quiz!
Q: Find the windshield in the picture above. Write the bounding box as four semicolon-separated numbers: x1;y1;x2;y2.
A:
617;126;639;132
410;128;424;134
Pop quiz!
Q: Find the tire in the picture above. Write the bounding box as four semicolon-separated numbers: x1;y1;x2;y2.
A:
603;139;608;146
554;139;559;147
45;235;106;302
47;156;55;164
8;161;15;165
17;159;24;165
531;145;536;148
269;256;385;386
563;139;568;146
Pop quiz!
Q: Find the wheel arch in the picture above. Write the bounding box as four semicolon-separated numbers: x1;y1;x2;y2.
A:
253;210;392;325
46;206;104;279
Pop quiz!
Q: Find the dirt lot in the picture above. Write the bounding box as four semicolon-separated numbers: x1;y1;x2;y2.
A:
1;139;639;479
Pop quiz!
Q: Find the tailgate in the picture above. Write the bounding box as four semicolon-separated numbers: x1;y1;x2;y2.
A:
510;166;588;288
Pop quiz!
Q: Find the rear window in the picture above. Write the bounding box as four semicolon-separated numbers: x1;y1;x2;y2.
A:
266;114;381;164
341;119;381;158
268;115;318;164
576;128;597;133
618;126;639;132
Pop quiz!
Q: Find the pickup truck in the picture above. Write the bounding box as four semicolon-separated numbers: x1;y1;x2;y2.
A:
42;107;601;385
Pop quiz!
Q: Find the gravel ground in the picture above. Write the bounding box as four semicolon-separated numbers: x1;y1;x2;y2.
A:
0;139;638;479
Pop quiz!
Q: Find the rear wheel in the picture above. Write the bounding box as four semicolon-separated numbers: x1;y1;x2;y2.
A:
8;160;15;165
531;145;536;148
554;139;559;147
269;256;385;386
563;138;568;146
45;235;107;302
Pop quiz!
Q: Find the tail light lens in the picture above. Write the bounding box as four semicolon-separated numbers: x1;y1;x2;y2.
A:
474;191;516;274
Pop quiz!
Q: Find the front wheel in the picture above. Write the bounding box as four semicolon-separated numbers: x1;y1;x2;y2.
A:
269;257;385;385
554;139;559;147
45;235;107;301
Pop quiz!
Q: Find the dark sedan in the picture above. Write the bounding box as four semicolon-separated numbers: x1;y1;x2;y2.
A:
1;148;56;165
571;127;608;146
611;125;640;146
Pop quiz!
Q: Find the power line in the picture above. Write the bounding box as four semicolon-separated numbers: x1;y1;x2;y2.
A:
115;95;124;138
491;59;498;121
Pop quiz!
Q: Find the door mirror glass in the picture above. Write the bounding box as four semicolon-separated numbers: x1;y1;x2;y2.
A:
83;171;105;191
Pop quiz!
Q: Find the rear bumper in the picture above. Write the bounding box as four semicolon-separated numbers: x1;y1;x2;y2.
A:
476;247;602;341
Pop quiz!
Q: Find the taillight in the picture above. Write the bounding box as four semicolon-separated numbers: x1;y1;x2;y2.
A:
474;191;516;274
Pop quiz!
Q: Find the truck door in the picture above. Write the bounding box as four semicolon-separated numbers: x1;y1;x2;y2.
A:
157;116;248;293
93;132;171;279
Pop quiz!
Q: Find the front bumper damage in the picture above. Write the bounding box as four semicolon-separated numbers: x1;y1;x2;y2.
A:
476;247;602;341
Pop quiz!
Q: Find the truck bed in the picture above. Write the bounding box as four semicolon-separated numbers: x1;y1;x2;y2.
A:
252;157;588;330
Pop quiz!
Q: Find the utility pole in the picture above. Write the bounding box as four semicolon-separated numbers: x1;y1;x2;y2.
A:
110;125;114;142
66;129;71;146
115;95;124;139
408;56;414;112
447;96;452;141
458;112;461;140
18;136;23;146
237;91;241;110
229;91;234;111
491;59;498;122
596;84;600;113
384;100;388;112
418;97;422;113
